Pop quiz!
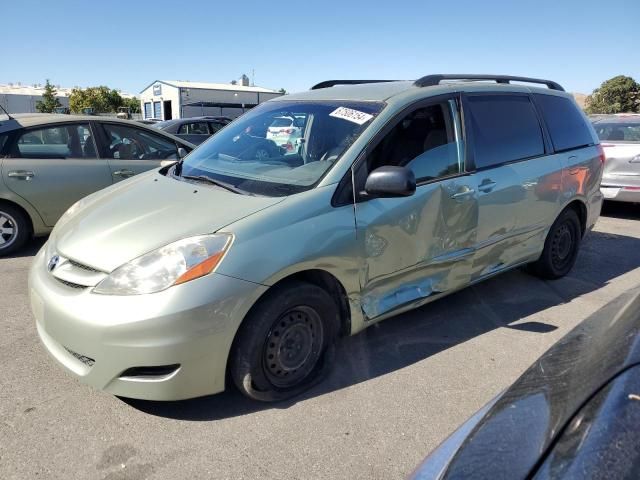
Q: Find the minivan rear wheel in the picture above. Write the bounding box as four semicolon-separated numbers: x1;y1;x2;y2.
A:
229;282;338;402
529;208;581;279
0;204;30;256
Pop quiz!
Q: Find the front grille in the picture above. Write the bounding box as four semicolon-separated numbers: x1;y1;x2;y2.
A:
54;278;87;289
67;259;101;273
64;347;95;367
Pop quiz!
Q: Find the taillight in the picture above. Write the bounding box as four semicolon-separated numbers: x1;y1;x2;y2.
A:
597;144;606;165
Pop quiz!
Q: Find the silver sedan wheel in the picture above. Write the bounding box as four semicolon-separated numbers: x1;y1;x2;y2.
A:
0;212;18;249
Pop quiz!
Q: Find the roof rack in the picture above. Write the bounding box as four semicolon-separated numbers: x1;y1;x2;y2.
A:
310;80;400;90
413;74;565;91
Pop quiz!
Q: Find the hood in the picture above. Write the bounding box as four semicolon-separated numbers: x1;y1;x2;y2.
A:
51;170;285;272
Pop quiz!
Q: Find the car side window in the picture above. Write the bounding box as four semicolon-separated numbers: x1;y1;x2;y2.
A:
209;122;225;133
178;122;209;135
367;102;462;183
465;95;544;169
533;94;594;151
11;123;97;159
101;123;179;160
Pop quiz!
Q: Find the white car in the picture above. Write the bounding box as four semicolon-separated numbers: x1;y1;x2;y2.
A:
266;116;304;152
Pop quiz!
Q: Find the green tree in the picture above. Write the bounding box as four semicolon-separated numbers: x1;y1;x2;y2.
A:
121;97;141;113
35;79;62;113
585;75;640;114
278;88;287;95
69;86;124;113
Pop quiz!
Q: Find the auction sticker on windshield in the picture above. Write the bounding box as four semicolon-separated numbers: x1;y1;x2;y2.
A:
329;107;374;125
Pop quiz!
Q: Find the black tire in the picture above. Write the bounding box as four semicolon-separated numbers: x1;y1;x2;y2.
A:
0;204;30;256
529;208;581;280
229;281;339;402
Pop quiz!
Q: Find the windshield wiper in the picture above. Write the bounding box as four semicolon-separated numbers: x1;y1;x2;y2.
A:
181;174;251;195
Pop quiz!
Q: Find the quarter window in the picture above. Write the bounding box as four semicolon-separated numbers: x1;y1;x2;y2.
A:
12;124;96;159
533;94;594;151
178;122;209;135
101;124;179;160
466;95;544;169
209;122;225;133
367;102;462;182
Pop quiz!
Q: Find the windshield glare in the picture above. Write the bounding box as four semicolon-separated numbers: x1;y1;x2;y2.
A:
177;100;384;196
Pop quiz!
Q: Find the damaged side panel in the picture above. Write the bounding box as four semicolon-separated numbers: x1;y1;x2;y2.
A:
356;177;478;320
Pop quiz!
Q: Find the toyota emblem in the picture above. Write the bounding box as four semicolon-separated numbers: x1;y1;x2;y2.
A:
48;255;60;272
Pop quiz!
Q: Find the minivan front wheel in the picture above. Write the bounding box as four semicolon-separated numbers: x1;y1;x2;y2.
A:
530;208;581;279
0;205;30;256
230;282;339;402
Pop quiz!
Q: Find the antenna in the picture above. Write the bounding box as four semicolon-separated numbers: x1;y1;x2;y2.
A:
251;69;255;87
0;102;13;120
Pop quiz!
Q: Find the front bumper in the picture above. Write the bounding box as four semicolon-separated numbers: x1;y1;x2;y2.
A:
29;246;267;400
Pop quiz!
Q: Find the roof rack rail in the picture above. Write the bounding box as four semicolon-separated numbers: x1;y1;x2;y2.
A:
310;80;400;90
413;74;565;91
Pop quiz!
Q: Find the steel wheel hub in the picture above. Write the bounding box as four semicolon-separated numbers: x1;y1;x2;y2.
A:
263;306;324;388
551;223;573;267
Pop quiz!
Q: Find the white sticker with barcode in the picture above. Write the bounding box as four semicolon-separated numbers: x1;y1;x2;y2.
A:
329;107;374;125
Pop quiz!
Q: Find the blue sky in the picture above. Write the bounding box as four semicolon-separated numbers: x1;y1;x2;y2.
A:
3;0;638;96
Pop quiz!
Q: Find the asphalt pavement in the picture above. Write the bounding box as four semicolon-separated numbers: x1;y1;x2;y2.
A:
1;202;639;480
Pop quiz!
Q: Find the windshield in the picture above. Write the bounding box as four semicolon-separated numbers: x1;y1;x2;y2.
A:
176;100;384;196
593;122;640;142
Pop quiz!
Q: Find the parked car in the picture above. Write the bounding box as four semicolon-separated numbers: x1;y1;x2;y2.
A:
591;113;640;203
30;75;603;402
116;107;131;120
0;113;195;254
266;115;306;152
411;287;640;480
153;116;232;145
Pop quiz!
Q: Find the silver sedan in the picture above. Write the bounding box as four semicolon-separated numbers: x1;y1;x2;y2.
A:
592;114;640;203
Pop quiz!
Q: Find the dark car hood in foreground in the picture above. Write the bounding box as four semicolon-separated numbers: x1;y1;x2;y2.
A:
413;287;640;479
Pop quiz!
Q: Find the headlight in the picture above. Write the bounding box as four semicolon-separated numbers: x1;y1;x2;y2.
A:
93;234;233;295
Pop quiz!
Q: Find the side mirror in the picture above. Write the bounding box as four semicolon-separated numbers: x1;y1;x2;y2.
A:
364;166;416;198
178;147;188;159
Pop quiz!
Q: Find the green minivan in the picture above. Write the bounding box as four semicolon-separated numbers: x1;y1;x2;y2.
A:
29;75;604;401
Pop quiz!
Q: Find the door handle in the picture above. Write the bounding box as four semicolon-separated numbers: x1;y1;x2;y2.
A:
7;170;35;180
478;180;497;193
450;187;475;201
113;169;135;178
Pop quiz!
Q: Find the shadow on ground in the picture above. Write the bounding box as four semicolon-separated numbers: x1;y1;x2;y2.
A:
5;236;47;259
123;222;640;421
601;200;639;221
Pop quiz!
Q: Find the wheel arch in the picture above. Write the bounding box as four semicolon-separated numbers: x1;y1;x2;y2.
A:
563;199;588;237
247;269;352;338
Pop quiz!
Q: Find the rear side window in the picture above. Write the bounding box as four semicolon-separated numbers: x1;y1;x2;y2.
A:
533;94;593;151
592;123;640;143
12;124;96;159
466;95;544;169
178;122;209;135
